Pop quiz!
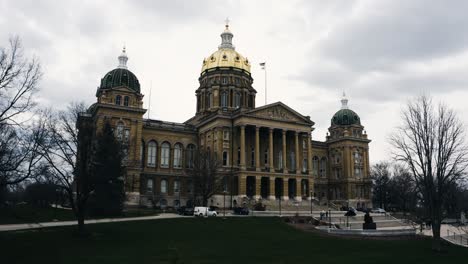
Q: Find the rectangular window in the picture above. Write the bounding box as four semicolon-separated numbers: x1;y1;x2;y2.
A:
174;180;180;193
147;179;153;193
222;151;228;166
223;130;229;140
124;129;130;141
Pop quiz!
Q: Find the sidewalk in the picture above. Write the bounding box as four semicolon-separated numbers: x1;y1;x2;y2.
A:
0;213;183;232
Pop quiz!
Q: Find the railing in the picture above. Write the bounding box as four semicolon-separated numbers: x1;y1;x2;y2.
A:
445;230;468;247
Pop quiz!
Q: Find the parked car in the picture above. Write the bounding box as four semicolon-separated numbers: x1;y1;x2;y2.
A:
177;206;194;216
194;206;217;217
233;207;249;215
371;208;386;214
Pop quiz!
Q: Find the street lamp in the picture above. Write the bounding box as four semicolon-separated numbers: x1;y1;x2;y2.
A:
223;190;227;219
310;191;313;215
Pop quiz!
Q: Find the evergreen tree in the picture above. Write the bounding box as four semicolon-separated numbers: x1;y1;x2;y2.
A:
89;121;125;216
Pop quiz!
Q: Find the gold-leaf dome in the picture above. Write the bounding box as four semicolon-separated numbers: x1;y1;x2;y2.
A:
201;22;251;74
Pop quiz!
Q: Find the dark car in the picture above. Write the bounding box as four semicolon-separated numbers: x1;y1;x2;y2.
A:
345;209;357;217
177;206;194;216
233;207;249;215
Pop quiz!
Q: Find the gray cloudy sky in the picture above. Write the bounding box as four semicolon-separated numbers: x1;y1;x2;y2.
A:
2;0;468;163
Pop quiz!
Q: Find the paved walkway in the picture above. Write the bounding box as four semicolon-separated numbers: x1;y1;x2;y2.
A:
0;213;184;232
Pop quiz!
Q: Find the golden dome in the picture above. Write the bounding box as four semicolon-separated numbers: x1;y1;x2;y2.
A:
201;48;251;73
201;23;251;74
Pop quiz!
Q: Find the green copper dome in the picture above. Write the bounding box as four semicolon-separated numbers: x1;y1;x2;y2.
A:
98;47;141;94
331;92;361;126
99;68;140;93
331;108;361;126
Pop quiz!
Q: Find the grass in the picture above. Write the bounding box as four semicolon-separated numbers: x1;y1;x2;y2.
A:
0;204;159;224
0;217;467;264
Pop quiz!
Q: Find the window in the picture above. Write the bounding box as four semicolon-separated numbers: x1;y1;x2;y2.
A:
186;144;195;168
116;122;124;141
209;93;213;108
302;139;307;149
251;147;255;167
223;130;229;140
334;153;341;164
161;179;167;193
355;167;362;178
173;144;182;168
354;151;362;164
237;147;241;165
161;142;170;167
312;156;319;176
302;158;307;172
124;96;129;106
221;92;228;108
188;180;193;194
290;151;295;170
264;148;269;166
147;179;153;193
174;180;180;193
222;151;228;166
124;129;130;141
320;158;327;177
222;77;228;84
234;92;241;108
147;141;157;167
115;95;121;105
278;150;283;169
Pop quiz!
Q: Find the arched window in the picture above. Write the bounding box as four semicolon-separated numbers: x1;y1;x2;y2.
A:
116;122;124;141
161;179;167;193
124;96;129;106
221;92;228;108
320;157;327;177
147;141;157;167
312;156;319;176
222;151;228;166
146;179;153;193
173;144;182;168
161;142;170;167
115;95;121;105
186;144;195;168
174;180;180;193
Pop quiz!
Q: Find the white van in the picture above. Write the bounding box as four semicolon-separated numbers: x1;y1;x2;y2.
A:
194;207;217;217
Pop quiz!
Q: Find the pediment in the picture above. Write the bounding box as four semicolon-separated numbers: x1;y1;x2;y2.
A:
246;102;312;124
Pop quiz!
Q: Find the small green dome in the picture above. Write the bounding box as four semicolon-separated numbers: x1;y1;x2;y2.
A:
99;68;141;93
331;108;361;126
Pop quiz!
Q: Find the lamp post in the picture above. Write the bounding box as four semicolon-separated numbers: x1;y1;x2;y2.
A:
310;191;313;215
278;196;282;217
223;190;227;219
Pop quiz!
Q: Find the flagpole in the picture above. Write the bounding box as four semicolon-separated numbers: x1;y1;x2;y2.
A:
148;81;152;119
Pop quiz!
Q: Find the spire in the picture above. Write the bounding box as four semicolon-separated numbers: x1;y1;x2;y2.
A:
218;18;235;50
341;91;349;109
118;46;128;69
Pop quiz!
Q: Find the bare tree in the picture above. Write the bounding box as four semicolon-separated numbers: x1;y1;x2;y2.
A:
0;36;43;189
390;95;468;251
371;162;391;210
0;36;41;125
39;102;94;234
186;149;223;206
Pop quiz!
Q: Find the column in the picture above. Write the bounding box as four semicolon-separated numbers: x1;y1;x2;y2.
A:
283;178;289;201
255;176;261;200
295;131;300;174
239;175;246;197
269;128;274;172
282;130;287;171
240;125;246;169
295;178;302;201
255;127;260;171
269;177;275;200
307;132;312;176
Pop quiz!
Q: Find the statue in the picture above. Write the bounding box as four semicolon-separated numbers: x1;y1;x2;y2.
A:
363;211;376;230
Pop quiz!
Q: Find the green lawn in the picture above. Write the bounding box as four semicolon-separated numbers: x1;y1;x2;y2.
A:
0;217;466;264
0;204;159;224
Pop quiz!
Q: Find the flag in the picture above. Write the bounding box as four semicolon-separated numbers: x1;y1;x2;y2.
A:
259;62;266;69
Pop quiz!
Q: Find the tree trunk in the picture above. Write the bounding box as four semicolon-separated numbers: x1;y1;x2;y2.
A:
431;219;442;252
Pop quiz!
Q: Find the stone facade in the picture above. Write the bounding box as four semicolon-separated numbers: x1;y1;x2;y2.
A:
82;24;372;210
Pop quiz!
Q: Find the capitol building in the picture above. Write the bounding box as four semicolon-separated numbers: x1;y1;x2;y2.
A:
81;22;372;210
